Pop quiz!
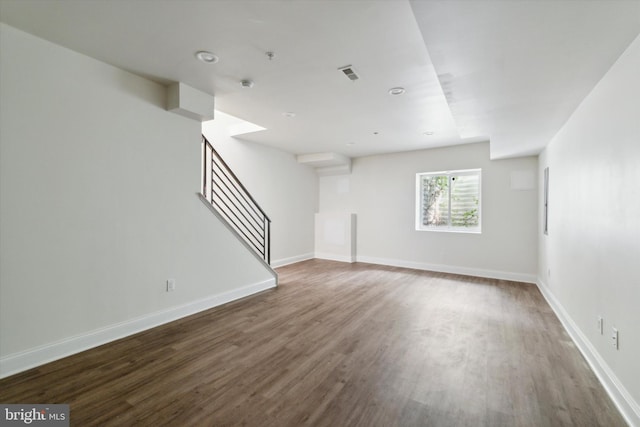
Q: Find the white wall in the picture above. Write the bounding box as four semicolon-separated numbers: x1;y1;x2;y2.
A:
320;142;538;281
537;34;640;425
202;116;318;267
0;24;274;376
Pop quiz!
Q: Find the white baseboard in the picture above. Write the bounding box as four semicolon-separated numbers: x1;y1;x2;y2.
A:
536;279;640;427
315;252;356;263
0;278;276;379
271;252;314;268
356;255;537;283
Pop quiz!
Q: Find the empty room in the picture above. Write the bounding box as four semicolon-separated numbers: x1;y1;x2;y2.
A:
0;0;638;426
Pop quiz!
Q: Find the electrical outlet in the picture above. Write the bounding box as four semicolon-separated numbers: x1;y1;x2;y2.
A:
612;327;618;350
166;279;176;292
597;316;603;335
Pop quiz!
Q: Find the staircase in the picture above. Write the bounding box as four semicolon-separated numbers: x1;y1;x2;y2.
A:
200;136;275;277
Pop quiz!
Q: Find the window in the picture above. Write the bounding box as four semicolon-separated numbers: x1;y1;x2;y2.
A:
415;169;481;233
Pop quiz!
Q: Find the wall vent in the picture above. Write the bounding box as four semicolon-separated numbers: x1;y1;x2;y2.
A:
338;65;359;81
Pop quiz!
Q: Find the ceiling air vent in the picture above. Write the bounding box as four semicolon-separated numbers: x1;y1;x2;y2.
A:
338;65;359;81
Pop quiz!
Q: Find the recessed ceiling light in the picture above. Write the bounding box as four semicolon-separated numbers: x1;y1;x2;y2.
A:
346;142;355;146
283;112;296;118
424;131;434;136
388;87;405;95
195;51;219;64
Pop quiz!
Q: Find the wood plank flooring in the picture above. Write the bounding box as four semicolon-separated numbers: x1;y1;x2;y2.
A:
0;260;626;426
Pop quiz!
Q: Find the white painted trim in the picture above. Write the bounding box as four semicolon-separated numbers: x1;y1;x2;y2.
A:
0;278;276;379
271;252;314;268
315;252;356;263
536;279;640;427
356;255;536;283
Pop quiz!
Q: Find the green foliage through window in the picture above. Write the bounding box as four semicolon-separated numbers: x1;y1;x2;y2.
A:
416;169;481;232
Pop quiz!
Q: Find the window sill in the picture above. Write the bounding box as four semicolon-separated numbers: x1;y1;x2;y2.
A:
415;228;481;234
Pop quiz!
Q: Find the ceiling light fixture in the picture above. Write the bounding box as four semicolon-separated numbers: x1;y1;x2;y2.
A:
388;87;405;95
424;131;434;136
240;79;254;88
195;51;219;64
283;112;296;118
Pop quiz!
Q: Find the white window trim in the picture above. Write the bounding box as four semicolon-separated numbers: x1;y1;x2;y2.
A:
415;168;482;234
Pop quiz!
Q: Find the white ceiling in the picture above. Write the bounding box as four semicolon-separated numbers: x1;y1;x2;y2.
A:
411;0;640;159
1;0;638;159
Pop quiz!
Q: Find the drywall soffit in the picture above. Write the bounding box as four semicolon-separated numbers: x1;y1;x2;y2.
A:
297;152;352;176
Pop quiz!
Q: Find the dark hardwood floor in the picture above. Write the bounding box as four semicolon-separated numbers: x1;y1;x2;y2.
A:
0;260;626;426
